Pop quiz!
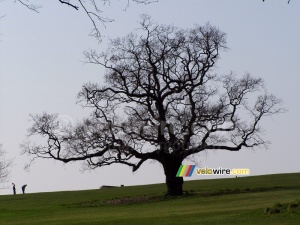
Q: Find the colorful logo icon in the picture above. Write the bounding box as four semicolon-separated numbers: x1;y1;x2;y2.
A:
176;165;196;177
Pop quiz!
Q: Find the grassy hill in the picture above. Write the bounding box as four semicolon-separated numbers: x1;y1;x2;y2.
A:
1;173;300;225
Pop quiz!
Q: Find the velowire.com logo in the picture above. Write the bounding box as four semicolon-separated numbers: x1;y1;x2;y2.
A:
176;165;250;177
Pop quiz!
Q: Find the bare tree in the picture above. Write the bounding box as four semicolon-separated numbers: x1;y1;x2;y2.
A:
0;144;12;186
22;16;284;196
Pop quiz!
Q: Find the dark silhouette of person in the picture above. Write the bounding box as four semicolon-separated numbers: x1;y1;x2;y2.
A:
12;183;16;195
22;184;27;194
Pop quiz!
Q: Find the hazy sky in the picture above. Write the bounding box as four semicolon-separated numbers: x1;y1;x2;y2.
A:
0;0;299;195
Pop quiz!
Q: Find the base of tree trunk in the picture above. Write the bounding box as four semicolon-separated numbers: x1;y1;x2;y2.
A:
165;176;183;196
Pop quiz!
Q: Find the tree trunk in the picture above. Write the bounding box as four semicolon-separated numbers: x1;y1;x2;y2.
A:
165;173;183;196
161;155;183;196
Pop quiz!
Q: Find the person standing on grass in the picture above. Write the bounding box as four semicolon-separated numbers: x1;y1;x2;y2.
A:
12;183;16;195
22;184;27;194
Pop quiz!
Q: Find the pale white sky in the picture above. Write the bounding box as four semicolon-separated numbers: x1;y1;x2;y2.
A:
0;0;299;195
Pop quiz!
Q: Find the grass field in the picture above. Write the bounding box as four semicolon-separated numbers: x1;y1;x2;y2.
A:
1;173;300;225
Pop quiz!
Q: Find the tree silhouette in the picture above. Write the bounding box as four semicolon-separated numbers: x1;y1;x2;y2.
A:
0;144;12;186
22;16;284;195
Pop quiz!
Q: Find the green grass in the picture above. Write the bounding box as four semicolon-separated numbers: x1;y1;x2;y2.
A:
1;173;300;225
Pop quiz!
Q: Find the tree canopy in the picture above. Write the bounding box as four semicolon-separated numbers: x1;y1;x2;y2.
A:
22;16;284;195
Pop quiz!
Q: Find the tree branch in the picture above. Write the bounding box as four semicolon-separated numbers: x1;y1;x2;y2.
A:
58;0;79;10
16;0;41;13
